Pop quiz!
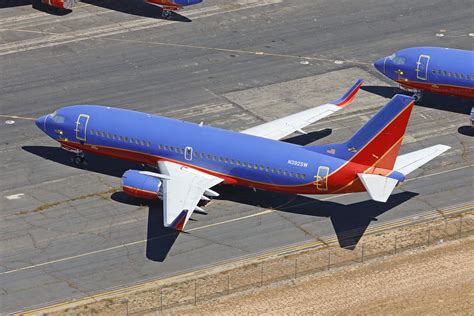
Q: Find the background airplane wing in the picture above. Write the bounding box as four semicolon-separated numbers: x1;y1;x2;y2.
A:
158;161;223;231
240;79;363;140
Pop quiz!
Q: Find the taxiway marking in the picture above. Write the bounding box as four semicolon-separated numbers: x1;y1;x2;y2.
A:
0;164;471;276
0;114;35;121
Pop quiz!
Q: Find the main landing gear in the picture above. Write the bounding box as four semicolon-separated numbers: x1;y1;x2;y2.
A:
412;90;423;102
71;151;86;165
161;9;172;19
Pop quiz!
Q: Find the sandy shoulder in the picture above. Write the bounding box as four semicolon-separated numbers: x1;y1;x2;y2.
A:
180;236;474;315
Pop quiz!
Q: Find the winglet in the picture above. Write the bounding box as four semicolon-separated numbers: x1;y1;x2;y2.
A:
170;210;188;231
330;79;364;108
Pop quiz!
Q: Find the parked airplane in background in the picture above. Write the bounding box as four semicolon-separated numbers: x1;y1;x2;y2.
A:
35;79;450;231
374;47;474;100
41;0;202;18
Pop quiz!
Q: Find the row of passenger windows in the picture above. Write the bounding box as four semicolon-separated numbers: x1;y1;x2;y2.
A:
431;69;474;80
89;128;307;179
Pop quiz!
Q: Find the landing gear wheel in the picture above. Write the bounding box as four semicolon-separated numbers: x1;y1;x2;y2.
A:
161;10;172;19
413;91;423;102
73;156;84;165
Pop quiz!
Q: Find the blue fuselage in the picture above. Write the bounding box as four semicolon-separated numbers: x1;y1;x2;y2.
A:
374;47;474;98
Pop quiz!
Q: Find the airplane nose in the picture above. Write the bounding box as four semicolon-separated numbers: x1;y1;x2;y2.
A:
35;115;46;131
374;57;385;74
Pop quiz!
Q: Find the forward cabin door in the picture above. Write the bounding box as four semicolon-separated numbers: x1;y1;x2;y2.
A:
75;114;89;142
416;55;430;80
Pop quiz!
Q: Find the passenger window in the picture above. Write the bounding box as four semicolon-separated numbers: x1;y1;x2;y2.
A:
443;70;447;75
113;134;116;140
95;130;100;136
454;73;457;78
295;173;300;178
107;133;111;138
193;151;198;157
124;136;129;142
235;160;240;165
170;146;174;151
290;172;294;177
224;158;228;163
254;165;258;170
265;167;270;172
136;139;140;145
242;162;246;167
141;140;145;145
448;72;452;77
164;145;169;150
213;155;217;161
302;174;306;179
118;136;122;141
219;156;223;162
283;171;288;176
248;163;252;169
159;144;163;149
101;132;105;137
260;166;264;171
90;129;94;134
431;70;436;74
176;148;180;153
200;153;204;158
438;70;441;75
460;74;464;79
272;168;276;173
207;154;211;159
278;169;282;175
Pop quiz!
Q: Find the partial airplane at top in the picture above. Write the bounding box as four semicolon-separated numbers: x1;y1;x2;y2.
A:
41;0;202;18
35;79;450;231
374;47;474;100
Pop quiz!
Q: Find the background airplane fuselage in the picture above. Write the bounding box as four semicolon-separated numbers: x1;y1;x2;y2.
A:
36;105;396;195
374;47;474;99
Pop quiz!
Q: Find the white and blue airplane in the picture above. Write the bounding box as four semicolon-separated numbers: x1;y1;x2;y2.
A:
35;80;450;231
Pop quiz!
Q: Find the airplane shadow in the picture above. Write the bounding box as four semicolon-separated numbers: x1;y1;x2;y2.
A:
458;126;474;137
23;145;417;256
81;0;192;21
362;86;473;115
23;145;179;261
216;186;418;249
111;192;179;262
1;0;73;15
282;128;332;146
1;0;191;20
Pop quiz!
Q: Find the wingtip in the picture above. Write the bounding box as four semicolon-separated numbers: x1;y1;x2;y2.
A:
170;210;188;231
332;78;364;108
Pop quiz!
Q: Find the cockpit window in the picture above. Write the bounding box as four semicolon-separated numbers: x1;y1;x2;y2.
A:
393;56;406;65
50;112;65;123
388;53;396;60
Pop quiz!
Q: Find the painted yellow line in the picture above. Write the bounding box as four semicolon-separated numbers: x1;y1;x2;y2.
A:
0;114;35;121
105;36;371;66
17;203;473;316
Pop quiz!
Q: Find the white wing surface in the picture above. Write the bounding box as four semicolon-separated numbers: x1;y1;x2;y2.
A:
241;79;363;140
158;161;223;231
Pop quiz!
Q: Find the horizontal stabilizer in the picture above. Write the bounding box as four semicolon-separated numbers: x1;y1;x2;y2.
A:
394;145;451;176
358;173;398;203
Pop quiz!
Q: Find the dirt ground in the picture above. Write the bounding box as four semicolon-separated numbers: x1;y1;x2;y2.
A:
178;235;474;315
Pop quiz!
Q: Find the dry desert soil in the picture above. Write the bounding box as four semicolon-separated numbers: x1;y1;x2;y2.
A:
176;235;474;315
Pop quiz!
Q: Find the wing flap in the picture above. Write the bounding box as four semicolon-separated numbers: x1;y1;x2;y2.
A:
159;161;223;231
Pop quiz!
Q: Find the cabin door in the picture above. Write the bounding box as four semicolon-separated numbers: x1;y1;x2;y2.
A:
315;166;329;191
75;114;89;142
416;55;430;80
184;146;193;161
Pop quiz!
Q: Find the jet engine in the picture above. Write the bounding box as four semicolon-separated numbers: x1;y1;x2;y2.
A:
121;170;162;200
41;0;78;10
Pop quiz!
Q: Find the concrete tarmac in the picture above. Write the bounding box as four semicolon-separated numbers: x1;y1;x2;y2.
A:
0;0;473;313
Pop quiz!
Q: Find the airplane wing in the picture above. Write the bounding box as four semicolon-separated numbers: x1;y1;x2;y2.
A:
158;161;223;231
240;79;363;140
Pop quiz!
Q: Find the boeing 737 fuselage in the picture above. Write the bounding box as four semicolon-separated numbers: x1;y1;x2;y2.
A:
35;83;449;230
374;47;474;99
